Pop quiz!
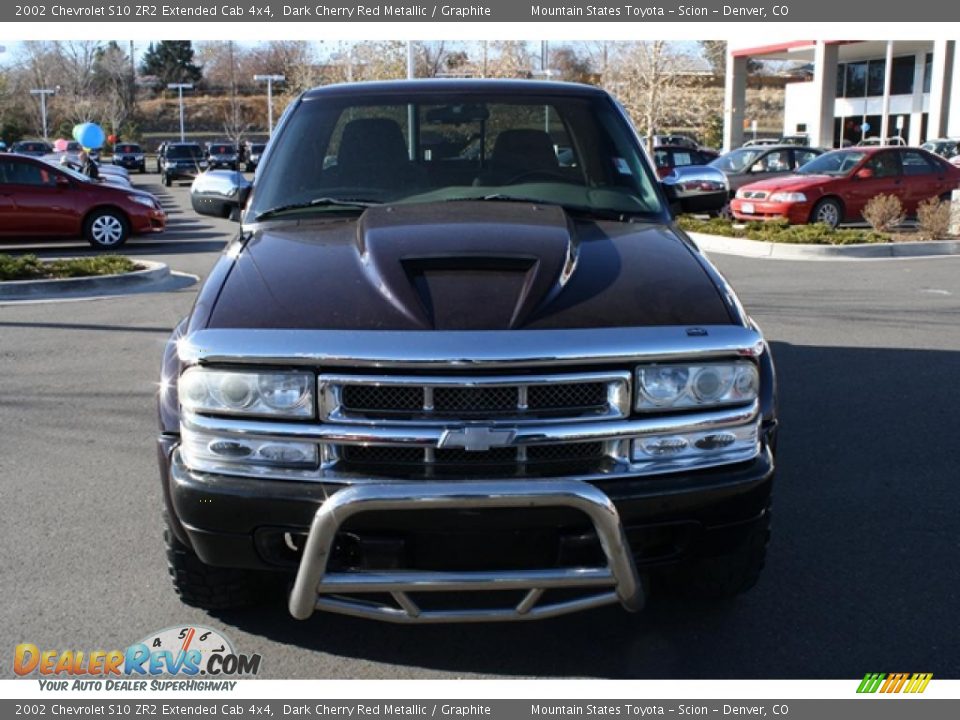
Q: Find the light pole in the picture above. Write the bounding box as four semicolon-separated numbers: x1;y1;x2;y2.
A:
30;88;56;141
167;83;193;142
254;74;285;135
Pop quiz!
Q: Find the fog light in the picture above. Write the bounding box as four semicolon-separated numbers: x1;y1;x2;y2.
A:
694;433;737;451
259;444;310;464
636;437;688;457
208;440;253;458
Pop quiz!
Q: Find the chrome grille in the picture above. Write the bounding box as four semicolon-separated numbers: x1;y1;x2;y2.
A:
740;190;769;200
320;372;630;425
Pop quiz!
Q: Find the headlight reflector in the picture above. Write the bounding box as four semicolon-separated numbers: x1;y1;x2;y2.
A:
180;427;319;475
636;361;758;410
179;368;314;418
630;421;760;470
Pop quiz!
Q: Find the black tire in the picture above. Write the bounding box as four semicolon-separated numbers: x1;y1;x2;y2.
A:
164;517;281;610
163;174;172;187
810;198;842;229
662;503;771;600
83;208;130;249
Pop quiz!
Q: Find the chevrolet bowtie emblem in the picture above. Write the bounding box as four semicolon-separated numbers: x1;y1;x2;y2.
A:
438;427;517;452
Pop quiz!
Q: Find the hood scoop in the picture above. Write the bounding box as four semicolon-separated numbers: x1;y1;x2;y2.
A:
356;202;579;330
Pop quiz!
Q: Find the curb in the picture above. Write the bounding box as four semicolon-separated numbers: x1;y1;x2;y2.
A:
0;260;170;299
688;232;960;260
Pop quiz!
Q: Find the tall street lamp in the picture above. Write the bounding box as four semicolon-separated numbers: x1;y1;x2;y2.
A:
30;88;56;141
167;83;193;142
254;74;285;135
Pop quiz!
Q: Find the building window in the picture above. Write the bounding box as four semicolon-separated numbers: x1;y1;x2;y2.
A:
890;56;914;95
845;62;867;97
836;64;846;97
923;53;933;93
867;60;885;96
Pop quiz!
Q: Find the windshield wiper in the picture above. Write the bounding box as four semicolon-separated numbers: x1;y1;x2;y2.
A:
445;194;650;222
254;197;381;220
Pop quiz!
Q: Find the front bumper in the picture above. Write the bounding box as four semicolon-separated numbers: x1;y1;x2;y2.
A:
161;437;774;622
731;197;812;223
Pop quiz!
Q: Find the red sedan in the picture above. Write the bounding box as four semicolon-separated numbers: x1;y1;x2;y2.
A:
730;147;960;228
0;153;165;249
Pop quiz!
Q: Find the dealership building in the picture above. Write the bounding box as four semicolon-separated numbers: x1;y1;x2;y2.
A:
724;40;959;150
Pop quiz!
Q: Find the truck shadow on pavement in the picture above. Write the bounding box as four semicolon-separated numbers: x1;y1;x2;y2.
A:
210;340;960;679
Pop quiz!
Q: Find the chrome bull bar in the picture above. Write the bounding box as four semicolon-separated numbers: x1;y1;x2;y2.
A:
288;480;644;623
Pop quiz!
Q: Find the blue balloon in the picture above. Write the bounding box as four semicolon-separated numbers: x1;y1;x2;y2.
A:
72;122;105;150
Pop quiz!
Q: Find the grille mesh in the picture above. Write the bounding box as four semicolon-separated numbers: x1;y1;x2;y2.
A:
338;381;611;418
342;385;422;412
341;442;605;469
528;383;607;410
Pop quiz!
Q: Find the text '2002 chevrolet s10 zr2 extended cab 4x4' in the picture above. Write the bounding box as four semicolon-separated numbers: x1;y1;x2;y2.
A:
159;80;777;624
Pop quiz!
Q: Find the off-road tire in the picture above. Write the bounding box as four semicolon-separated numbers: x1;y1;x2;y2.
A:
164;518;281;610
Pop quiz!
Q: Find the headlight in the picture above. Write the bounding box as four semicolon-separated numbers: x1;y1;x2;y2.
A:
199;161;209;168
128;194;155;209
179;368;314;418
636;361;758;410
163;160;174;169
768;192;807;203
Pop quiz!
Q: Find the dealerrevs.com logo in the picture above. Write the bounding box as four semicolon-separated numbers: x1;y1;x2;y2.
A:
14;626;261;691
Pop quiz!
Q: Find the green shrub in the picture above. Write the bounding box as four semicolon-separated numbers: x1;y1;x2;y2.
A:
676;215;887;245
0;254;138;281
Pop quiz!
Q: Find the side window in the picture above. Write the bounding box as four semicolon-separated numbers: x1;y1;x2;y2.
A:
671;151;695;167
653;149;671;168
794;150;819;167
757;150;791;172
0;160;15;184
901;151;937;176
4;161;55;186
865;152;900;178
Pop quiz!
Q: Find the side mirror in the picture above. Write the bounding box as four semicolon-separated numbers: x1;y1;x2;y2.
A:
855;168;874;180
661;165;729;215
189;169;252;221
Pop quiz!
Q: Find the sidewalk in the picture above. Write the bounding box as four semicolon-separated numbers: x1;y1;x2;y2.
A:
688;232;960;261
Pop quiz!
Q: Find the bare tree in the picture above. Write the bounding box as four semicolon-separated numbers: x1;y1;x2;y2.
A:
481;41;534;79
606;41;702;150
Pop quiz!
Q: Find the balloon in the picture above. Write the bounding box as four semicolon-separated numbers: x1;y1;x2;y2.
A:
107;134;117;145
53;138;69;152
72;122;105;150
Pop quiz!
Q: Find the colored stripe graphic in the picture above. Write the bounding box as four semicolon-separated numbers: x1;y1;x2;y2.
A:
857;673;885;693
857;672;932;693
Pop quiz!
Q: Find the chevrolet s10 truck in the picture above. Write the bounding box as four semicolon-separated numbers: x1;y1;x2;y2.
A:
158;80;777;623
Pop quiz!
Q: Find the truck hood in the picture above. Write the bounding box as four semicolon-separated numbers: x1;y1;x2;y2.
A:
207;201;733;331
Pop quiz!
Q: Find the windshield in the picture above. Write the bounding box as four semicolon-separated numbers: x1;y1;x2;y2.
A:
708;147;766;173
796;150;867;176
116;144;141;153
250;93;664;220
211;145;234;154
167;145;203;159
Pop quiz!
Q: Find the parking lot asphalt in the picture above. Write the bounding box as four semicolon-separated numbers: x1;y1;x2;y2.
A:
1;176;959;679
